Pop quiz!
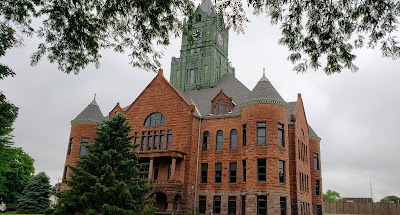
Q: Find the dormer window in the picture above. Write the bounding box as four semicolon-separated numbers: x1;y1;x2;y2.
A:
144;112;165;126
211;90;234;115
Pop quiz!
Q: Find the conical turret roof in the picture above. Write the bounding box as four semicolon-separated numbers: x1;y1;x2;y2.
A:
72;97;104;124
249;70;286;104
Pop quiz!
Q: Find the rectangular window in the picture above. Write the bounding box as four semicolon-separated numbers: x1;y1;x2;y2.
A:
199;196;206;214
159;130;165;150
153;131;159;150
62;166;68;180
241;195;246;215
229;162;237;183
316;205;322;215
257;159;267;182
242;159;246;182
167;129;172;149
153;162;159;180
213;196;221;214
278;123;285;147
80;137;89;156
228;196;236;215
280;197;286;215
216;131;223;150
242;124;247;146
316;179;321;196
134;132;140;151
67;138;73;155
298;140;301;160
314;153;320;170
201;163;208;183
257;122;266;145
141;132;147;151
257;195;267;215
147;131;153;150
279;160;285;183
215;163;222;183
187;69;196;84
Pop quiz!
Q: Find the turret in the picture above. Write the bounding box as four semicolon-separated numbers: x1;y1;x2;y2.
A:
61;96;104;190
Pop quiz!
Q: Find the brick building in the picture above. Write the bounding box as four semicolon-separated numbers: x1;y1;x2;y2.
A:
61;1;323;214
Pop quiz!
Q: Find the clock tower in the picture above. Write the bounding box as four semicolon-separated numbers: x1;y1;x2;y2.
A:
170;0;235;92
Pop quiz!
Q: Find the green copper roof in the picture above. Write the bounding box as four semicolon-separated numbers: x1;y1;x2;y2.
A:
200;0;214;13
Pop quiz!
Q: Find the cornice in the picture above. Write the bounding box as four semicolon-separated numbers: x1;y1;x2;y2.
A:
241;99;288;109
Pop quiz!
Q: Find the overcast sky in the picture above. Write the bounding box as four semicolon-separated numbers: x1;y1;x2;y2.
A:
1;3;400;202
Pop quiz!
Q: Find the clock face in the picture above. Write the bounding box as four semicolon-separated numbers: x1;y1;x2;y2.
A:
192;29;202;40
218;34;223;46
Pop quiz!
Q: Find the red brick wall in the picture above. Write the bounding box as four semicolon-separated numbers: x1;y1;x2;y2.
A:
61;123;99;190
289;95;314;215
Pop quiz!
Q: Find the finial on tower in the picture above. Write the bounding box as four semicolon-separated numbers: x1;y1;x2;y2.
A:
90;94;98;105
260;68;269;81
158;68;164;76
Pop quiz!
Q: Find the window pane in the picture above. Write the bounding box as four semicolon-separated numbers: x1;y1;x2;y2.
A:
214;196;221;214
279;160;285;183
242;160;246;182
257;196;267;215
203;131;209;151
216;130;223;150
159;130;165;150
280;197;286;215
167;129;172;149
258;159;266;182
199;196;206;214
201;163;208;183
215;163;222;183
241;195;246;215
144;112;165;126
257;122;266;145
278;123;284;147
228;196;236;215
242;124;247;146
67;138;73;155
229;162;237;183
230;129;237;150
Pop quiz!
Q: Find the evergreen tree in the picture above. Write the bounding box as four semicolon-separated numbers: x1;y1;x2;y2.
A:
55;113;154;215
17;172;51;214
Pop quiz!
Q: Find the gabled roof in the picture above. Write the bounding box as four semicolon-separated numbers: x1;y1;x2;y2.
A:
308;125;321;141
72;98;104;124
287;101;320;140
182;74;251;116
199;0;215;13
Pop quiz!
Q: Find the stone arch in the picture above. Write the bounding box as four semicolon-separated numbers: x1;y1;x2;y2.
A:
154;192;168;212
173;194;182;212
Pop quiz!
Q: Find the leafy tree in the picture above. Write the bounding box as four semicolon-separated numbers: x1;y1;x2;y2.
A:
323;189;341;202
54;113;154;215
2;0;400;77
380;195;400;203
17;172;51;214
2;147;35;204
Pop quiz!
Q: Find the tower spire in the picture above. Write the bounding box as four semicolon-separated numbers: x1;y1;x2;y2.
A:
260;68;269;81
91;94;98;105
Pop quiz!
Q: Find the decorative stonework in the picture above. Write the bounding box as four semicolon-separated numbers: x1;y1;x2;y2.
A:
70;119;101;125
241;99;289;109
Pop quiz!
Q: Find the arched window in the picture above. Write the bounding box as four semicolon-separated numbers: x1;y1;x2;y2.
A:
230;129;237;150
202;131;209;151
216;130;223;150
144;112;165;126
196;14;202;22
